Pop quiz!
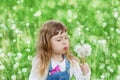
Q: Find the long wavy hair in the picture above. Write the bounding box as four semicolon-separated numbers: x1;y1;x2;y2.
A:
36;20;78;76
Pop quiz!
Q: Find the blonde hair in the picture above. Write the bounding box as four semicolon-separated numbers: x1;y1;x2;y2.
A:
36;20;78;76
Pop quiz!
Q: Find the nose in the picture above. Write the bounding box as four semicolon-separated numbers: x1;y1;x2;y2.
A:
62;39;67;45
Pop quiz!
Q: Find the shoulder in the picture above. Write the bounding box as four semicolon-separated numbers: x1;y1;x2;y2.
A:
32;55;39;63
67;55;80;68
29;56;42;80
31;55;41;69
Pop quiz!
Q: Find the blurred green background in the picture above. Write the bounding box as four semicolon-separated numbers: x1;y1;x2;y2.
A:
0;0;120;80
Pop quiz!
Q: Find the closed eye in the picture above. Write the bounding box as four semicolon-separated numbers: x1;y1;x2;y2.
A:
65;36;68;39
57;39;62;41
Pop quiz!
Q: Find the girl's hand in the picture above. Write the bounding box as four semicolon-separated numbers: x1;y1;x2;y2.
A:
80;63;90;75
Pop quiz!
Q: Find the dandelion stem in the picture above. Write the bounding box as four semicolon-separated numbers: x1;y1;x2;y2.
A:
82;57;85;64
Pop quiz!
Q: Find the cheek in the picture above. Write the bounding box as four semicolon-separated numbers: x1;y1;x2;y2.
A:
51;42;59;49
53;42;63;50
67;41;69;46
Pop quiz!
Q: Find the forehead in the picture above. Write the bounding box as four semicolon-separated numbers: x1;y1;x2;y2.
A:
52;31;67;38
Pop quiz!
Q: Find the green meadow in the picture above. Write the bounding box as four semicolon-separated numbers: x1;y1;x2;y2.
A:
0;0;120;80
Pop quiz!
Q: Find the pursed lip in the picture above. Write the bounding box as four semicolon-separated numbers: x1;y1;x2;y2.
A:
63;47;67;50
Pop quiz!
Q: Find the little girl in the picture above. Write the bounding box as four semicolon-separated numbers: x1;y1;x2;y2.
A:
29;20;91;80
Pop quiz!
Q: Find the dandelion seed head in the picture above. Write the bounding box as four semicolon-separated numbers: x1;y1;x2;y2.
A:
105;72;110;77
112;53;117;58
26;22;30;27
105;59;110;64
0;64;5;70
100;74;105;79
67;9;72;17
74;27;81;36
14;57;19;61
102;22;107;27
74;44;92;57
34;11;42;17
12;6;17;11
18;70;22;74
1;75;5;80
7;52;12;57
15;29;19;34
26;40;30;44
99;63;105;69
13;39;16;43
96;10;100;14
107;66;114;73
22;68;27;73
0;53;5;58
98;39;107;45
17;52;22;58
26;48;30;52
82;44;92;56
0;23;7;30
27;55;33;61
118;65;120;71
116;29;120;34
73;14;78;19
67;18;72;22
85;27;89;31
17;1;20;4
30;8;33;11
80;39;85;44
116;75;120;80
110;27;114;31
13;62;19;69
113;11;119;18
11;75;16;80
11;24;16;30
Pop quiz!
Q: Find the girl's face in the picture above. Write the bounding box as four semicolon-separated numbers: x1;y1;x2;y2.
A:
50;31;69;55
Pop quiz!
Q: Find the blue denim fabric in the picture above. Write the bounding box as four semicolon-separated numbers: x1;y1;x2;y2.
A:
46;57;70;80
